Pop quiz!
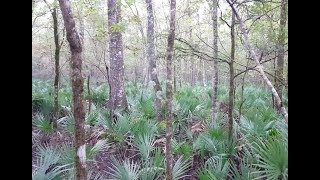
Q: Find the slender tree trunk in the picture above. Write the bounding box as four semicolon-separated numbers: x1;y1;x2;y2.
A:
191;57;195;86
238;55;250;121
275;0;287;112
272;55;276;109
52;7;60;129
79;10;84;45
226;0;288;123
108;0;128;116
174;61;176;92
132;3;149;87
58;0;87;179
134;60;138;85
43;0;61;129
105;64;114;122
181;57;185;84
87;75;91;113
179;58;182;88
228;10;235;140
145;0;163;121
32;0;35;16
187;6;194;87
208;0;219;122
202;59;206;86
165;0;176;179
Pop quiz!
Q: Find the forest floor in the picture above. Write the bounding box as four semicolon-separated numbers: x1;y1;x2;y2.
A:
32;79;288;179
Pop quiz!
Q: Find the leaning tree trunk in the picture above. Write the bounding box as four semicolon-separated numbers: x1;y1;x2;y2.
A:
165;0;176;179
226;0;288;123
108;0;128;119
145;0;163;121
58;0;87;179
275;0;287;112
228;10;235;140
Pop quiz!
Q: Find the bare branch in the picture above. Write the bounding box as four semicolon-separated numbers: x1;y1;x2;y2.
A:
175;37;230;64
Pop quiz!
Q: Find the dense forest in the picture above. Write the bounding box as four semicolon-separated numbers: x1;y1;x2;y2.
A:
32;0;288;179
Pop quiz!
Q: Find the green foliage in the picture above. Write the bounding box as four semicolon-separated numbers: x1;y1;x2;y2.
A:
228;156;259;180
58;144;76;166
32;145;71;180
135;134;154;162
108;158;140;180
198;155;229;180
139;97;155;119
32;79;288;179
108;157;164;180
110;23;126;32
32;114;54;134
87;140;111;160
172;156;191;180
175;87;203;118
251;138;288;179
85;84;108;107
85;109;99;126
172;139;192;158
131;118;158;138
59;114;75;135
153;148;164;168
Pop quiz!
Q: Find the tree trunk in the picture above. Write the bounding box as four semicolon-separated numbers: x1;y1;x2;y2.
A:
132;3;149;87
187;6;194;87
52;7;60;129
275;0;287;112
226;0;288;123
165;0;176;179
58;0;87;179
238;54;250;122
208;0;219;122
108;0;128;115
202;59;206;86
87;75;91;113
191;56;195;86
273;56;276;109
32;0;35;15
174;61;176;92
79;9;84;45
145;0;163;121
228;10;235;140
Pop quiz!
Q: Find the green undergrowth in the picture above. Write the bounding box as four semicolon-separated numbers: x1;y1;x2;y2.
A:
32;79;288;179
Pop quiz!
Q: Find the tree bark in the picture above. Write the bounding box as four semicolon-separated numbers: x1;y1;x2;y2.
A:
208;0;219;122
43;0;61;129
52;7;60;129
228;10;235;140
174;61;176;92
187;4;194;87
202;59;206;86
58;0;87;179
145;0;163;121
191;57;195;86
165;0;176;179
226;0;288;123
87;75;91;113
275;0;287;112
108;0;128;115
